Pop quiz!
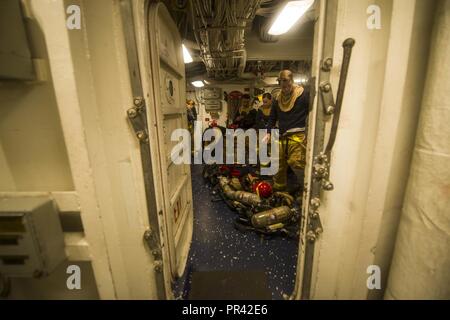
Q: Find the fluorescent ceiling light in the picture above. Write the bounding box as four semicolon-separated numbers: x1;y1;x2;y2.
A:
182;44;193;63
268;0;315;36
191;81;204;88
264;77;279;85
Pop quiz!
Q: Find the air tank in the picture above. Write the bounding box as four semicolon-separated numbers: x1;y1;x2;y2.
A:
251;206;293;229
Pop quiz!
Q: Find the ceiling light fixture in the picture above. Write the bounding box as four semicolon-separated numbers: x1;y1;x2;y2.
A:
191;81;205;88
268;0;315;36
182;44;193;63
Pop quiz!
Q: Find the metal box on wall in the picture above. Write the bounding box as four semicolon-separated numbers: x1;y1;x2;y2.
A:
204;100;222;112
202;87;222;112
202;87;222;100
0;197;66;277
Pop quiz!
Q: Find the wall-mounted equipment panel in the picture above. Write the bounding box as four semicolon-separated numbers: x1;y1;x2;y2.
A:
0;197;66;277
204;100;222;112
202;87;223;112
202;87;222;100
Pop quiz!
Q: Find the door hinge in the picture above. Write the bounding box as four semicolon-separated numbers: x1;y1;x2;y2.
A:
319;81;336;115
321;57;333;72
312;153;334;191
144;228;163;272
127;96;149;143
307;197;323;243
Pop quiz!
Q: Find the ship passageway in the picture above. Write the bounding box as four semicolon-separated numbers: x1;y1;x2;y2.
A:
173;164;299;300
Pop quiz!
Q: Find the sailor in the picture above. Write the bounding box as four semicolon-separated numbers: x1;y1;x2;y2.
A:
186;99;197;131
233;94;257;130
255;93;273;130
186;99;197;154
265;70;309;195
251;96;261;109
255;93;274;175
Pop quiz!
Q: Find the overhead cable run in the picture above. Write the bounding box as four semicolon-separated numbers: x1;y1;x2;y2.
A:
190;0;262;80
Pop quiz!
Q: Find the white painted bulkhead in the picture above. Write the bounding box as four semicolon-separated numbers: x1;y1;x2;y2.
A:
385;0;450;299
304;0;440;299
1;0;176;299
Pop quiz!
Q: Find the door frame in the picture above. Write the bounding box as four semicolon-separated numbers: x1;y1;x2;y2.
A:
294;0;339;300
122;0;340;300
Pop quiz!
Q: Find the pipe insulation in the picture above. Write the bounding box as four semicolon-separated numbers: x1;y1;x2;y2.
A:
385;0;450;300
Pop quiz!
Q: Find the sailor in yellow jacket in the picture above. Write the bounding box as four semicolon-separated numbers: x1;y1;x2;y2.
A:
265;70;309;194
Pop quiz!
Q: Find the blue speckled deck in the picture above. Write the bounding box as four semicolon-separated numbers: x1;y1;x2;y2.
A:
173;164;299;300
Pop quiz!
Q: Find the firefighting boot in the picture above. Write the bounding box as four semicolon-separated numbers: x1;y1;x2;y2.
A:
292;168;305;204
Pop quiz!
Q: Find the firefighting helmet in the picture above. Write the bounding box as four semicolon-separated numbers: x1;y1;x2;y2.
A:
252;181;273;198
231;168;242;178
219;165;230;174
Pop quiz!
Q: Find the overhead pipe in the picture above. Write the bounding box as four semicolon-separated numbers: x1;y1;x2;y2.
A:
190;0;261;80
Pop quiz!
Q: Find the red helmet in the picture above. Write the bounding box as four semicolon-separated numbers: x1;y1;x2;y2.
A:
252;181;273;198
231;169;241;177
219;165;228;172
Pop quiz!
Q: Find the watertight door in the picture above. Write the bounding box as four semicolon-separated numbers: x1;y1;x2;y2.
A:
147;3;194;278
